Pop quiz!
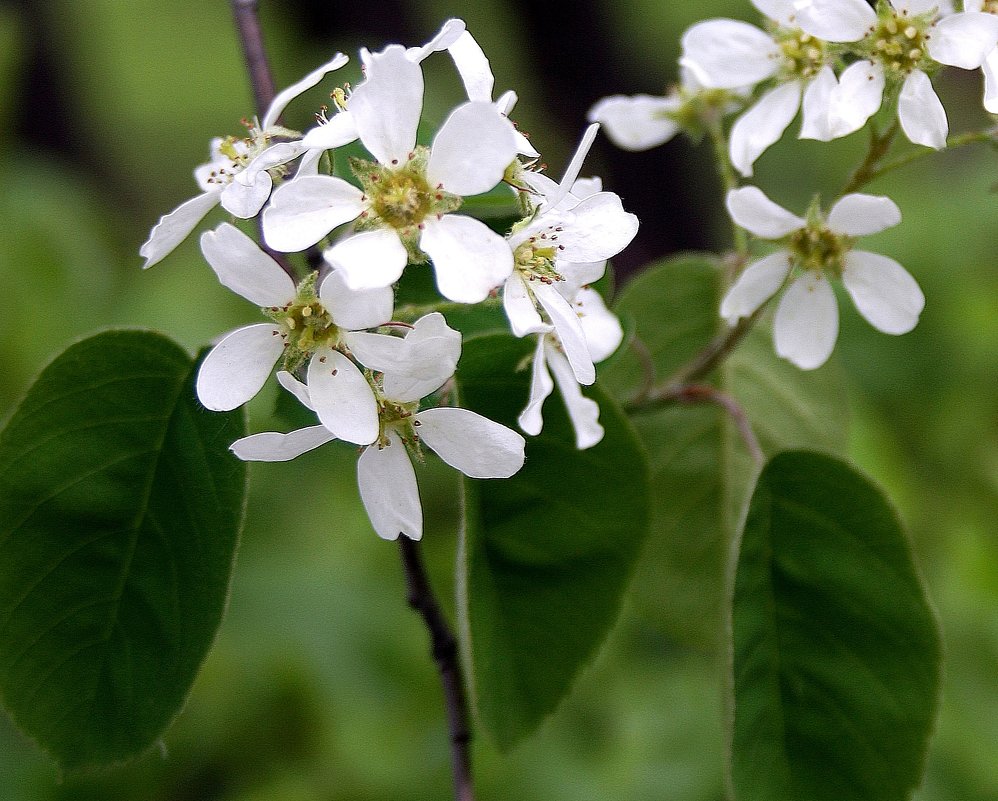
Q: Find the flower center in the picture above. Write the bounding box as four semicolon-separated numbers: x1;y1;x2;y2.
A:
353;148;460;233
513;234;564;284
264;272;341;371
376;398;422;452
868;8;933;77
776;29;828;80
984;1;998;15
788;223;849;276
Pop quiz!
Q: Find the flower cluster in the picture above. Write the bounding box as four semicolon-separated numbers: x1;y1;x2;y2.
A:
142;20;639;539
589;0;998;369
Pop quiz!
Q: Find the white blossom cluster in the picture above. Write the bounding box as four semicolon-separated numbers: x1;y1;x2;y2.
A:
141;20;639;540
590;0;998;369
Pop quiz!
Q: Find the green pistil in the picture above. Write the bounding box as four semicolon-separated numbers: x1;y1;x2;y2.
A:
776;28;828;81
376;398;423;456
867;5;933;78
263;272;341;372
788;223;849;277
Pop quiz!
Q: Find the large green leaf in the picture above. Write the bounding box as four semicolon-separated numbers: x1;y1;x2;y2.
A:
456;333;650;750
729;450;941;801
0;330;246;771
601;254;849;645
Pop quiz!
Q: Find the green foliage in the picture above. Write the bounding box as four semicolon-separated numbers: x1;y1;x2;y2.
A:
0;331;246;771
601;254;849;645
729;450;941;801
455;333;651;749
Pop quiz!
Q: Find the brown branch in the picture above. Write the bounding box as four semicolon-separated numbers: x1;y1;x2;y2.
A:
231;0;277;116
399;538;475;801
229;0;298;281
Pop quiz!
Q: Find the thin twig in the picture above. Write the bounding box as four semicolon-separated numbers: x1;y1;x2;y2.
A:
630;382;764;465
229;0;298;281
231;0;277;117
399;538;475;801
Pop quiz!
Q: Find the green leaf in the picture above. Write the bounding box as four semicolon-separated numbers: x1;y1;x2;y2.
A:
0;330;247;771
456;334;650;750
601;254;849;646
730;450;941;801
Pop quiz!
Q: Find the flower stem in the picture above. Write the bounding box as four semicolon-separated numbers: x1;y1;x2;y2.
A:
706;120;747;258
229;0;298;281
398;538;475;801
841;125;993;195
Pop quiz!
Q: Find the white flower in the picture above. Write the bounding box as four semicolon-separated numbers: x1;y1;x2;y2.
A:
230;319;526;541
794;0;998;148
679;1;845;175
587;67;749;152
503;126;636;381
262;44;519;303
518;287;623;450
195;222;411;445
720;186;924;369
139;53;349;268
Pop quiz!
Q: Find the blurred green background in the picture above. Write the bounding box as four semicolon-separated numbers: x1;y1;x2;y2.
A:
1;0;996;799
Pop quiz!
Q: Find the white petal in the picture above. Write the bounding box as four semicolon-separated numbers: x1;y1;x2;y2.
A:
350;45;423;165
447;30;494;101
983;48;998;114
720;251;792;323
773;273;839;370
729;81;802;177
230;426;336;462
200;223;295;306
826;60;885;138
503;274;548;337
323;228;408;291
301;112;359;150
842;251;924;334
277;370;313;410
898;70;948;149
262;175;365;252
518;337;555;436
262;52;349;130
318;268;394;330
380;312;463;402
533;282;595;385
725;187;804;239
196;324;285;410
357;434;422;541
416;407;525;478
794;0;876;42
928;12;998;70
552;191;639;263
409;18;467;63
679;20;780;88
751;0;798;26
427;101;518;196
140;191;220;268
575;287;624;363
545;124;601;210
306;348;379;445
420;215;513;303
219;169;273;218
827;194;901;236
546;343;605;450
799;67;839;140
587;94;682;151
